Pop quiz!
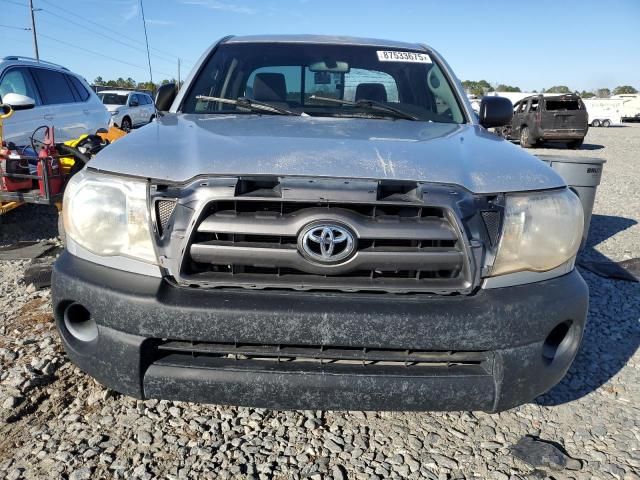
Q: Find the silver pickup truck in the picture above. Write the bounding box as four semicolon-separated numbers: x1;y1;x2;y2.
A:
53;35;587;412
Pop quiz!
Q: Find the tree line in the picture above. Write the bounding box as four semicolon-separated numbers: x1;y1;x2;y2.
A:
462;80;637;98
93;77;183;92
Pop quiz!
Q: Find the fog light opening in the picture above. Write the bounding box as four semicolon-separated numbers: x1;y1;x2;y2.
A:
543;320;573;364
63;303;98;343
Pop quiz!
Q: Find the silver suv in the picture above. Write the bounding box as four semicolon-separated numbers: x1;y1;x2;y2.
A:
0;56;109;145
97;89;156;132
53;35;588;412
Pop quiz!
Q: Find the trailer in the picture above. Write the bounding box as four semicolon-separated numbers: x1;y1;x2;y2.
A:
611;94;640;122
582;98;624;127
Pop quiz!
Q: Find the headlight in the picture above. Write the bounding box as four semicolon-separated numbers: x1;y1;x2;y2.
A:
63;170;156;264
110;110;119;116
491;188;583;276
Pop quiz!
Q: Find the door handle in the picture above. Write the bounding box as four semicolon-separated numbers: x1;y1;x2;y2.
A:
43;114;54;120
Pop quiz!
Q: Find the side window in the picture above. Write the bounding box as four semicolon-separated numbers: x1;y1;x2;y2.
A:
144;95;153;105
31;68;76;104
530;98;539;112
0;68;39;104
67;75;90;102
343;69;399;103
246;66;301;103
130;94;140;106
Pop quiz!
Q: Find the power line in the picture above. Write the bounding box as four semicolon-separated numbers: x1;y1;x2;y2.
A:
0;0;27;6
38;7;182;66
0;23;31;30
37;32;175;79
37;0;194;66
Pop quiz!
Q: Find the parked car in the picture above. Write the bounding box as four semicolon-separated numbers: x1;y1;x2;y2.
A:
0;56;110;146
500;94;589;149
54;35;588;412
97;90;156;132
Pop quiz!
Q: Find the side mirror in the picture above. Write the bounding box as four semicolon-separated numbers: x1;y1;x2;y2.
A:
479;96;513;128
155;83;177;112
2;92;36;111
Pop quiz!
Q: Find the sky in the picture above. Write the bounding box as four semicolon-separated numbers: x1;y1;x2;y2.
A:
1;0;639;92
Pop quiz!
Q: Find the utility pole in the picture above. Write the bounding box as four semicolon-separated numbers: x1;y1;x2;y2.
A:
29;0;39;61
177;58;181;87
139;0;154;89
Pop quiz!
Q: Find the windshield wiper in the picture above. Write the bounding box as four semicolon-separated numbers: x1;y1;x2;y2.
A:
195;95;301;116
309;95;418;121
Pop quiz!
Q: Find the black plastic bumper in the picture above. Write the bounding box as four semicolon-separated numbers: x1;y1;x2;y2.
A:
52;252;589;412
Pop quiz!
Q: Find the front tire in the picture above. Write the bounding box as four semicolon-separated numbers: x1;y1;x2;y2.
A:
120;117;132;132
520;126;533;148
602;119;611;127
591;119;601;127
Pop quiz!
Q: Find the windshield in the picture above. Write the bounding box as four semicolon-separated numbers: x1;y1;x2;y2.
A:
181;43;466;123
98;93;127;105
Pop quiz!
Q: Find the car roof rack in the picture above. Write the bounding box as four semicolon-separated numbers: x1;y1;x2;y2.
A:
2;56;68;70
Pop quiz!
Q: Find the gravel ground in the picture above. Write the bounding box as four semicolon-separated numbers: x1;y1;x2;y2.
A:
0;125;638;480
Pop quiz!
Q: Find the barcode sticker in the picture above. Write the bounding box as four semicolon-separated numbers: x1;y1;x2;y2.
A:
377;51;432;63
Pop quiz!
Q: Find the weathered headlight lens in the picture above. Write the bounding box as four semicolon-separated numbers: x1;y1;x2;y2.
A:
491;188;583;276
63;169;156;264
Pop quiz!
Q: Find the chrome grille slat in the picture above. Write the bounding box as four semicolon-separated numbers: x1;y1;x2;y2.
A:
182;198;472;293
190;243;463;275
197;207;457;240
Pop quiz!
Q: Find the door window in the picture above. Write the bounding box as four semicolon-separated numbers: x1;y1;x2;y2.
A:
0;68;39;104
129;94;140;106
31;68;76;104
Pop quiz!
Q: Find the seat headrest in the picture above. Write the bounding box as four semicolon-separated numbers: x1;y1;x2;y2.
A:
253;73;287;102
355;83;388;103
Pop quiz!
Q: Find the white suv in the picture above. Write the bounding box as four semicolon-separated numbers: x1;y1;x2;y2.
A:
0;56;110;146
97;90;156;132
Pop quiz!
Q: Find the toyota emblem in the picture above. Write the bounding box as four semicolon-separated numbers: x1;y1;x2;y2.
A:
299;223;356;264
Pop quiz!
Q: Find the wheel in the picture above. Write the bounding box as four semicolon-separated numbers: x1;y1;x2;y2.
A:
568;139;583;150
591;119;601;127
602;119;611;127
58;211;66;246
120;117;132;132
520;126;533;148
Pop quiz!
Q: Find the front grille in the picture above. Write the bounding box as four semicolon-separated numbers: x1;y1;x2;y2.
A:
179;191;473;294
157;341;491;370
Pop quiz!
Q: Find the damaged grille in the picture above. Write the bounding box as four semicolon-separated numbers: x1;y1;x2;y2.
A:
177;179;474;294
156;341;491;370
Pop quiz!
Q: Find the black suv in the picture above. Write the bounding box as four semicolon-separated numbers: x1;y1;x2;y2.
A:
500;94;588;149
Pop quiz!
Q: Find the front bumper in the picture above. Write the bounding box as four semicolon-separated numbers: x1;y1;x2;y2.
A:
52;252;588;412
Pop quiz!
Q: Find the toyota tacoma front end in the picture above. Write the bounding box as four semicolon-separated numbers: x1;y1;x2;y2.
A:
52;35;588;412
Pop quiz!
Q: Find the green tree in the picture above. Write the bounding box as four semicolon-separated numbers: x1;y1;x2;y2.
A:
93;76;104;85
596;88;611;98
496;84;521;92
546;85;571;94
462;80;494;97
580;90;595;99
612;85;638;95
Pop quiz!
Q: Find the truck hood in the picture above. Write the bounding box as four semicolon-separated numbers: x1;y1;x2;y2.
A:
90;114;565;194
